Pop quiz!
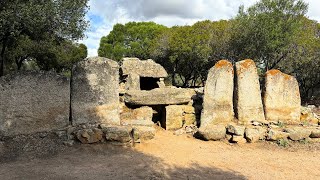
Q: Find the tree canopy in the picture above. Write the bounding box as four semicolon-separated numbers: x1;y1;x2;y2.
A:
98;22;167;61
97;0;319;100
0;0;89;76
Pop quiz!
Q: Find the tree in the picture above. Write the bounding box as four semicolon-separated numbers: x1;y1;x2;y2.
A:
230;0;308;72
98;22;167;61
151;20;232;87
0;0;89;76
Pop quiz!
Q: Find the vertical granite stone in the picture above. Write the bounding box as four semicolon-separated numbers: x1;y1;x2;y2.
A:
201;60;234;127
263;69;301;124
0;71;70;136
71;57;120;125
235;59;265;124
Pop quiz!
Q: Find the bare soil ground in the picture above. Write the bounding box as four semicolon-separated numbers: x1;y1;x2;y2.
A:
1;129;320;180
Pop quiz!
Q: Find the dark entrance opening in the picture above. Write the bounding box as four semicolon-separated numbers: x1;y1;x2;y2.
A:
140;77;159;90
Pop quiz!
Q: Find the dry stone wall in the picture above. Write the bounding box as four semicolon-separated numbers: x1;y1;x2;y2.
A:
0;71;70;136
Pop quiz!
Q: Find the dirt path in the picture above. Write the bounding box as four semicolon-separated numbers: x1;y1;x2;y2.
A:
1;129;320;180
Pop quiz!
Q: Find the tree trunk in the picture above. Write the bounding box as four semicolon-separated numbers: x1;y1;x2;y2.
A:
0;39;7;76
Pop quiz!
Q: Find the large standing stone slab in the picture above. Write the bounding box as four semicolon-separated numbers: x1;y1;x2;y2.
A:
235;59;265;124
0;71;70;136
263;70;301;124
71;57;120;125
201;60;234;127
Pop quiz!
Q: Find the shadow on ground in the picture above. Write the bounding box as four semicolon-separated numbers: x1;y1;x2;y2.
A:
0;134;246;180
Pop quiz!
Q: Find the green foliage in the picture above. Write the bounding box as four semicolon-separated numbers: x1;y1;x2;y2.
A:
151;20;232;86
98;22;167;61
0;0;89;76
97;0;319;99
231;0;308;70
277;138;290;147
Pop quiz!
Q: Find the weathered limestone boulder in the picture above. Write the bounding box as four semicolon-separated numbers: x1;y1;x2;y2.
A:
101;124;132;143
165;105;184;130
245;126;267;143
133;126;156;141
310;127;320;138
285;127;311;141
235;59;265;124
0;71;70;136
76;128;103;144
71;57;120;125
264;70;301;124
231;135;247;144
300;106;319;125
121;58;168;78
226;124;245;136
124;88;195;105
120;106;154;126
201;60;234;126
195;125;226;141
266;129;289;141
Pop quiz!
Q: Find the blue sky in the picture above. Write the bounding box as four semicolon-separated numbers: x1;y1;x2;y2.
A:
81;0;320;57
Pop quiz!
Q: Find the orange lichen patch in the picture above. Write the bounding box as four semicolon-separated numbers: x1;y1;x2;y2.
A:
239;59;255;69
266;69;281;76
214;60;232;68
283;74;292;81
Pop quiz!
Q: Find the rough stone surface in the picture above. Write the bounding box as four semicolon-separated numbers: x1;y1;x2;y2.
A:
264;70;301;124
195;125;226;141
285;127;311;141
184;114;196;126
133;126;155;141
235;59;265;124
0;71;70;136
266;129;289;141
121;58;168;78
165;105;184;130
201;60;234;126
71;57;120;125
300;106;319;125
101;124;132;143
125;73;140;90
231;135;247;144
245;127;267;143
76;128;103;144
124;88;195;105
310;127;320;138
120;106;154;126
227;124;245;136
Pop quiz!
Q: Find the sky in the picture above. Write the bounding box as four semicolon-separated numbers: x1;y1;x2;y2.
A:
81;0;320;57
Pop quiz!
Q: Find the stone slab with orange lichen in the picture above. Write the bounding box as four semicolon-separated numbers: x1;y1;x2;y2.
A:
263;69;300;124
235;59;265;124
201;60;234;127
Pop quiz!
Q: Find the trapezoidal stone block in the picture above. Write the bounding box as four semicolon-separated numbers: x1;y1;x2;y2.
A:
0;71;70;136
235;59;265;124
201;60;234;127
71;57;120;125
263;69;301;124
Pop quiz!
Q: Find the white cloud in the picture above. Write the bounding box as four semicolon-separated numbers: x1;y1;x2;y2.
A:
83;0;320;57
